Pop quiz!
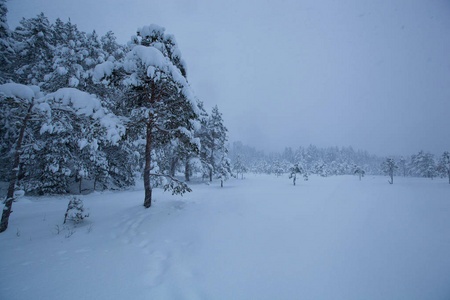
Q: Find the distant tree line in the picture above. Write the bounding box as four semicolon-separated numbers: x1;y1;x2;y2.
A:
229;141;450;184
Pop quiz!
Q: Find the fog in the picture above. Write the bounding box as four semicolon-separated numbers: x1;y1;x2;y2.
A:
7;0;450;156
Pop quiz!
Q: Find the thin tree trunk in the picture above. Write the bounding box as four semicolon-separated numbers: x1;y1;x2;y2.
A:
79;176;82;194
221;179;223;188
0;102;33;233
185;160;190;182
143;121;153;208
170;157;178;177
210;139;214;182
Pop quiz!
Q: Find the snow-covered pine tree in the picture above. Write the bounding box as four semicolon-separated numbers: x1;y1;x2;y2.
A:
0;83;42;232
381;158;398;184
410;151;436;179
109;24;199;208
353;165;365;181
398;156;408;177
289;163;307;186
42;19;87;92
193;100;213;180
313;160;329;177
202;105;230;183
13;87;124;195
437;151;450;184
63;196;89;224
12;13;55;86
101;30;124;61
0;0;15;83
216;153;233;187
233;154;247;179
273;160;284;177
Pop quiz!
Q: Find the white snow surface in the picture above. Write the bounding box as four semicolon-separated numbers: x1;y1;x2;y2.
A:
1;175;450;300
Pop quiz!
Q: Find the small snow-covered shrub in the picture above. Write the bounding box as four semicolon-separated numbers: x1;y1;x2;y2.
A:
63;197;89;224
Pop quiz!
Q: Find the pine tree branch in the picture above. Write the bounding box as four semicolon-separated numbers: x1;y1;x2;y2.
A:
148;172;184;184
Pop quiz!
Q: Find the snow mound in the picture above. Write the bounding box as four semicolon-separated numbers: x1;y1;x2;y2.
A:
0;83;38;100
92;61;115;82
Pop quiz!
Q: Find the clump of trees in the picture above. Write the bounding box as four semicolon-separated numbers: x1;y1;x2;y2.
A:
0;3;231;232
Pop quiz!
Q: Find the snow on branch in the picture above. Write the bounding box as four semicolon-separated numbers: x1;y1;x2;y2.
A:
0;83;40;101
44;88;125;144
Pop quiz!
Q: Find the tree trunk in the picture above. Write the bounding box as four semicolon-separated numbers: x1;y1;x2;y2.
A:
221;179;223;188
79;176;82;194
1;102;33;233
210;139;214;182
185;159;190;182
170;157;178;177
143;122;153;208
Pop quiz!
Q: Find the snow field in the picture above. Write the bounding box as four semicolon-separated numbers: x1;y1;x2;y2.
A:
1;175;450;300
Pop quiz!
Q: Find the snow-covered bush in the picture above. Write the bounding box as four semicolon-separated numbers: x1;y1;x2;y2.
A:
63;197;89;224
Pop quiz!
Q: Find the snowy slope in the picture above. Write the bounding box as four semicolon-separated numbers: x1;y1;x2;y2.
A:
1;175;450;300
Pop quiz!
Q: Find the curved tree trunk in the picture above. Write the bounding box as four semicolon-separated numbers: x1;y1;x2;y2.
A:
1;102;33;233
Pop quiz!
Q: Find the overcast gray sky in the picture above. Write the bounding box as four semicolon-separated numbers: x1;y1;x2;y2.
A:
6;0;450;156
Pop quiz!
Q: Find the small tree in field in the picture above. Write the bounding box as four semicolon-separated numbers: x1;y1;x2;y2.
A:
381;158;397;184
64;197;89;224
289;163;307;186
233;154;246;179
437;151;450;184
353;165;365;181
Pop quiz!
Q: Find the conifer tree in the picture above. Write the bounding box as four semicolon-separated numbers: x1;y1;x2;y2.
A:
437;151;450;184
0;83;41;232
381;158;398;184
0;0;15;83
203;105;229;182
410;151;436;179
12;13;55;85
112;25;199;208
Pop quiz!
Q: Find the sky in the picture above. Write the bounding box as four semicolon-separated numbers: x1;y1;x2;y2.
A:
6;0;450;156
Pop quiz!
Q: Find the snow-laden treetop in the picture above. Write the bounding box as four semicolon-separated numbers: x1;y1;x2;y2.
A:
137;24;165;40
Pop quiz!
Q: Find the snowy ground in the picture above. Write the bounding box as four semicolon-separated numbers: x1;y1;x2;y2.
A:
1;174;450;300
